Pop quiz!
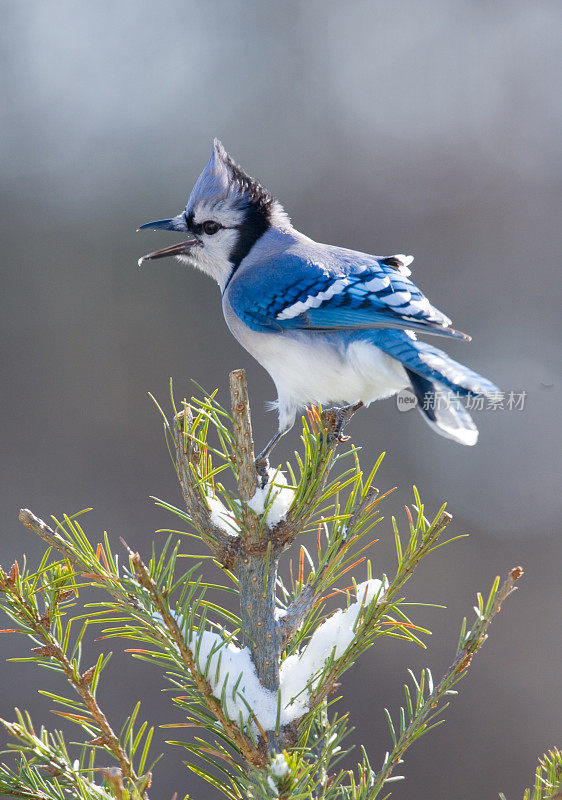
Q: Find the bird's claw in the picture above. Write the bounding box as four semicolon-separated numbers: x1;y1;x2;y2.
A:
255;456;270;488
325;401;364;443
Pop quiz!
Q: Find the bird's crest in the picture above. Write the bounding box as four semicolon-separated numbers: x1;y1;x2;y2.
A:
212;139;275;214
188;139;278;220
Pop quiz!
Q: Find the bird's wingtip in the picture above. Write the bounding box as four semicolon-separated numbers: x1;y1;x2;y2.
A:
447;327;472;342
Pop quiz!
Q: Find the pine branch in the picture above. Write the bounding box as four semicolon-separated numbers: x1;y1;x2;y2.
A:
227;371;281;704
278;584;315;648
33;643;133;784
307;506;453;713
229;369;258;505
125;544;265;769
14;509;262;770
19;510;85;569
500;746;562;800
368;566;524;799
270;409;341;552
172;404;240;568
17;509;186;663
0;711;117;800
0;560;142;793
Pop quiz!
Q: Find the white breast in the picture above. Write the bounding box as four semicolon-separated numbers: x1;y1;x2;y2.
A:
223;298;408;430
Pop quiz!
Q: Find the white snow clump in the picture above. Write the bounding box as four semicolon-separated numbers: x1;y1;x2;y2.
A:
188;577;387;731
206;493;239;536
247;469;294;527
205;469;294;536
270;752;289;778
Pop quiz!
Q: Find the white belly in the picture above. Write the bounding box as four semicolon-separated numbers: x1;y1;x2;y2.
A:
225;310;408;430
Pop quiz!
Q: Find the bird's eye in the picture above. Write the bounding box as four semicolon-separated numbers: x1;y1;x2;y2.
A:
202;220;221;235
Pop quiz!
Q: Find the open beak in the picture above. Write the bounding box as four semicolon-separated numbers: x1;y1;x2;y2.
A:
137;239;199;266
137;214;198;266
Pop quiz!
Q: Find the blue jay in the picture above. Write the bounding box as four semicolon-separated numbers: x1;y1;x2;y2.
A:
138;139;498;468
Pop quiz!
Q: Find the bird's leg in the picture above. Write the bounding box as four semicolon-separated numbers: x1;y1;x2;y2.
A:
330;401;364;442
254;402;363;488
255;428;290;488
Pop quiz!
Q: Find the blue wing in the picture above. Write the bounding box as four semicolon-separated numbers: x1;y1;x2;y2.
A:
228;252;470;341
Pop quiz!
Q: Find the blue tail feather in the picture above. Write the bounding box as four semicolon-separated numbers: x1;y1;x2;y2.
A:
372;330;499;397
371;330;498;446
406;370;479;445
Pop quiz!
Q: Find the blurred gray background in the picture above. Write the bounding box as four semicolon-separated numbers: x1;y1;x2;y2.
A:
1;1;561;798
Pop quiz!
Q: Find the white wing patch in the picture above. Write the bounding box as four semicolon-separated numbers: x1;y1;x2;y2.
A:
384;290;411;307
393;254;414;277
362;275;391;292
276;277;351;321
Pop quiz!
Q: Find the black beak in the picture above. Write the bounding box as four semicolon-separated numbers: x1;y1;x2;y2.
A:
137;239;199;266
137;214;187;232
137;213;198;265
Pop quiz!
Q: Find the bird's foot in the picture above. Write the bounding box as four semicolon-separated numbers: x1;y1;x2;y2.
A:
325;401;364;443
254;429;288;488
254;456;270;488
